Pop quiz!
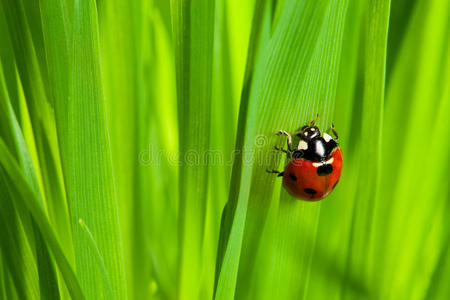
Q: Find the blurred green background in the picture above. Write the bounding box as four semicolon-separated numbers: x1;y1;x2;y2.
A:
0;0;449;299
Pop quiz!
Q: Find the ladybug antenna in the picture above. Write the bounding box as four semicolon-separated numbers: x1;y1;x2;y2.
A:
310;113;319;126
290;114;320;136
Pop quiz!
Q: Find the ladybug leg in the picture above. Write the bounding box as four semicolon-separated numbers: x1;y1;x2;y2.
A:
330;123;339;140
275;130;293;151
325;124;339;140
266;169;284;177
274;146;291;154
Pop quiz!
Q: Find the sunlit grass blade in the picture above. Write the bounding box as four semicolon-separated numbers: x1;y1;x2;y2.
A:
100;1;179;298
97;0;144;297
46;0;127;298
214;1;268;297
170;0;215;298
372;0;450;297
201;0;241;297
141;9;179;300
422;48;450;300
216;0;352;298
232;0;344;297
343;0;391;295
38;0;75;271
78;219;114;299
305;1;365;298
257;0;350;299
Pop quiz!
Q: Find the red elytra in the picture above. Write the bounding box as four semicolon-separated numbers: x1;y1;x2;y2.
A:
282;147;342;201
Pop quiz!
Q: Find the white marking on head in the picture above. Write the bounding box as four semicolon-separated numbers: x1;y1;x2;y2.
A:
311;127;315;131
304;131;308;136
298;140;308;150
323;133;333;142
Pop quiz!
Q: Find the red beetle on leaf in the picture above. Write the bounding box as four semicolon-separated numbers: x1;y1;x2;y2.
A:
267;114;343;201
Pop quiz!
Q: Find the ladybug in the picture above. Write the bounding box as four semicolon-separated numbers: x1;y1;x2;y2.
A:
267;114;343;201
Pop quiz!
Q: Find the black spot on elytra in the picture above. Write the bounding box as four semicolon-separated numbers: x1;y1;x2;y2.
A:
289;173;297;181
304;188;317;195
317;164;333;176
332;180;339;189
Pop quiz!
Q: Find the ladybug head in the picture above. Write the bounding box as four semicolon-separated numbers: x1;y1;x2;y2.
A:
297;125;321;141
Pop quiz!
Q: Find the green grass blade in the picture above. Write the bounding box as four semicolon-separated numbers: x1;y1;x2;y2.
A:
140;9;179;300
97;0;142;297
170;0;215;298
233;1;340;297
305;0;365;298
0;256;6;299
202;0;239;297
38;0;75;269
34;228;61;299
344;0;391;294
1;0;62;201
214;2;274;299
0;41;61;300
0;140;85;300
372;0;450;297
258;0;350;299
0;181;39;300
98;1;162;298
0;4;20;118
214;0;268;295
78;219;114;299
0;64;39;197
44;0;128;298
1;5;72;289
